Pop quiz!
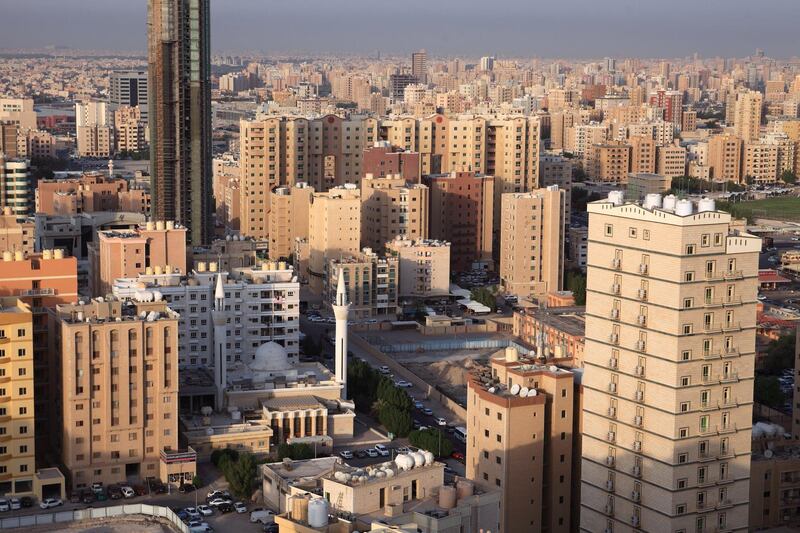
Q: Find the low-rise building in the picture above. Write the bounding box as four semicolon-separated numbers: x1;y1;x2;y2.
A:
513;306;586;367
626;173;671;200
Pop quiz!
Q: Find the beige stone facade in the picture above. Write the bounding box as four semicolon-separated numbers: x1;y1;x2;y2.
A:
733;90;763;143
386;238;450;298
325;250;398;319
585;141;631;183
269;183;313;261
499;186;565;300
708;134;743;183
743;141;779;184
360;174;428;252
656;144;687;179
580;196;760;533
308;186;361;294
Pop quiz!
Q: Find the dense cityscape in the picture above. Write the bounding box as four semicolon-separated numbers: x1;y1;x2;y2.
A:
0;1;799;532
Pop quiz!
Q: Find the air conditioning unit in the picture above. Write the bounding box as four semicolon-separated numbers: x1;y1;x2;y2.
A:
605;504;614;515
635;365;644;376
635;340;646;351
633;465;641;477
612;258;621;269
639;264;648;274
635;391;644;401
610;333;619;344
606;480;614;491
631;516;640;528
632;491;640;502
608;407;617;418
637;315;647;326
607;431;616;442
612;283;621;294
611;308;620;319
634;415;643;426
637;289;647;300
606;455;615;466
633;441;642;452
608;382;617;393
609;358;618;369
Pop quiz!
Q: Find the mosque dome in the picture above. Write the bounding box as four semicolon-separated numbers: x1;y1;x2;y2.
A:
249;341;290;372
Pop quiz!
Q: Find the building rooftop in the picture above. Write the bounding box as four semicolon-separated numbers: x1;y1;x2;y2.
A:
263;456;341;484
519;306;586;338
326;453;443;487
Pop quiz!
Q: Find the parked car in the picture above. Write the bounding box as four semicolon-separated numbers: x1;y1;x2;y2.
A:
374;444;390;456
148;479;167;494
206;489;230;501
339;450;353;459
0;499;10;512
262;524;279;533
120;486;135;498
184;507;201;520
179;483;196;493
69;492;81;504
107;485;123;500
197;504;213;516
365;448;379;458
396;446;410;454
80;490;95;504
187;521;213;533
250;508;276;524
177;510;190;522
379;366;390;374
451;451;465;461
133;484;147;496
208;497;232;508
355;450;368;459
414;401;424;410
9;498;20;511
436;417;447;426
19;497;32;508
234;502;247;514
39;498;63;509
217;502;234;514
423;408;433;416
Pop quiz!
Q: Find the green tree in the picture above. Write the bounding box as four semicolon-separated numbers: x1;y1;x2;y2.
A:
277;443;316;460
192;475;202;488
565;270;587;305
210;448;239;467
762;334;796;374
219;452;258;499
754;375;786;409
379;405;413;437
781;170;797;184
470;286;496;309
409;429;453;457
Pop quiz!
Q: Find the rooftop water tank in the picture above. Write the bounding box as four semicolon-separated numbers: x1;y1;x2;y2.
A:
308;498;328;527
698;198;716;213
54;249;64;259
608;190;625;206
456;479;475;499
662;194;677;212
675;199;693;216
439;485;457;509
643;193;662;210
292;495;310;523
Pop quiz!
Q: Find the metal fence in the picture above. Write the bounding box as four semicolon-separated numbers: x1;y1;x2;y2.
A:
0;503;189;532
378;337;532;355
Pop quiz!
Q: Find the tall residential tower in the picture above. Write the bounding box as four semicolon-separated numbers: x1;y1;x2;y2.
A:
147;0;212;245
580;192;759;533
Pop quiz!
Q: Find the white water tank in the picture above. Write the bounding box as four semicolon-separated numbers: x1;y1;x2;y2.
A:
608;190;625;206
643;193;662;209
423;451;435;465
662;194;677;212
54;249;64;259
308;498;328;527
698;198;716;213
411;452;426;468
2;252;11;262
395;454;414;471
675;199;693;216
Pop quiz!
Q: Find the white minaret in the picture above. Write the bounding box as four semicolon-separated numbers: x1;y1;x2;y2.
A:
332;267;351;399
211;273;228;410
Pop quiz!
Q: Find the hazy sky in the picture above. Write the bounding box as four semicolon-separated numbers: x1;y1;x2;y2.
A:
1;0;798;58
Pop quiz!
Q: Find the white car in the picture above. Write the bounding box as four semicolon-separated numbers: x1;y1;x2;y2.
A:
208;497;231;507
379;366;390;374
184;507;201;520
395;380;412;388
120;486;135;498
39;498;63;509
374;444;390;457
365;448;379;458
0;499;9;512
436;417;447;426
9;499;20;510
233;501;247;514
197;504;214;516
339;450;354;459
206;489;230;500
187;521;213;533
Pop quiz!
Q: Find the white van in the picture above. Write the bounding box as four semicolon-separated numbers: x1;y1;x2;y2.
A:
250;508;276;524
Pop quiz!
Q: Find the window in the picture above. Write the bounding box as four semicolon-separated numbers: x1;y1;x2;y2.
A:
684;271;695;282
686;244;696;255
604;224;613;237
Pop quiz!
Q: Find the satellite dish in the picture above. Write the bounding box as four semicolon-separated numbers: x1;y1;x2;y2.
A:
510;384;521;395
520;387;529;397
764;449;774;458
488;387;496;394
528;389;538;397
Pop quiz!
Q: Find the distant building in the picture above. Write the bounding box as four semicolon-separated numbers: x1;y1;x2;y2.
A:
411;50;428;84
0;156;31;215
626;173;671;200
326;250;398;320
36;173;145;215
360;174;428;252
268;183;313;261
513;306;586;366
362;142;421;183
0;98;36;131
308;185;362;294
386;238;451;298
75;101;112;158
109;70;148;123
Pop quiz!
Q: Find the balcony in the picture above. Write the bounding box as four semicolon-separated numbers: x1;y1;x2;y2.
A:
719;372;739;384
611;284;621;295
637;289;648;301
608;358;618;370
638;264;649;275
19;288;55;297
634;340;646;352
610;309;620;320
632;441;642;452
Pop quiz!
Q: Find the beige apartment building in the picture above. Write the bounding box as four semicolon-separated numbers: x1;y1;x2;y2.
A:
268;183;313;261
308;185;362;294
385;238;450;298
733;90;763;143
360;174;429;252
580;193;760;533
499;186;565;300
0;208;34;255
89;221;187;297
629;135;657;175
743;141;779;183
53;297;194;489
466;347;575;533
708;134;743;183
656;144;687;179
539;153;573;224
114;106;145;154
325;250;399;320
0;299;36;496
626;173;671;200
585;141;631;183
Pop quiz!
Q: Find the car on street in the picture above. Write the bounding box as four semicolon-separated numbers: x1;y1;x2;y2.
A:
234;501;247;513
217;502;234;513
0;499;9;512
423;408;433;416
365;448;379;458
208;497;232;507
250;508;276;524
396;446;410;454
197;504;214;516
374;444;390;457
436;417;447;426
179;483;196;493
414;401;424;410
9;498;20;511
121;486;135;498
184;507;201;520
451;451;465;461
339;450;354;459
394;380;412;388
379;366;390;374
39;498;63;509
206;489;230;501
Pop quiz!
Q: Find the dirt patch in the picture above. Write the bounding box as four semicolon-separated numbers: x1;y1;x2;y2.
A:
406;356;488;404
25;517;179;533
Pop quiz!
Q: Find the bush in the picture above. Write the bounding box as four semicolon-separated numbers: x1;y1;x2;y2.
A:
565;270;587;305
409;429;452;458
210;448;239;467
379;405;413;437
277;443;316;460
218;452;258;500
470;286;496;309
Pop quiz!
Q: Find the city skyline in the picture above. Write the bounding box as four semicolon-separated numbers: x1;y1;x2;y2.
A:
2;0;800;58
